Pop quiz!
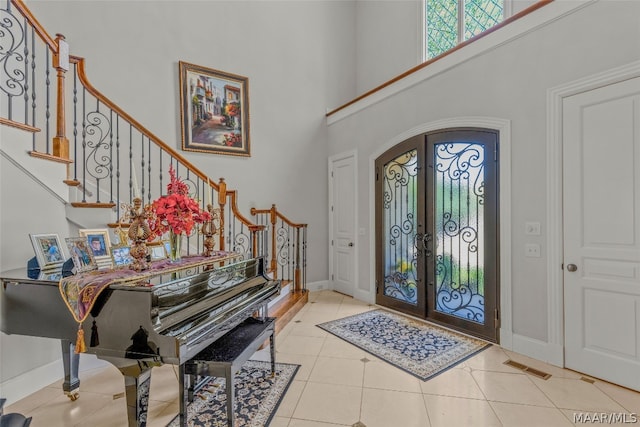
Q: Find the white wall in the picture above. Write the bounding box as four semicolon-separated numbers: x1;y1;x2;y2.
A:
329;0;640;349
0;126;71;390
26;0;359;284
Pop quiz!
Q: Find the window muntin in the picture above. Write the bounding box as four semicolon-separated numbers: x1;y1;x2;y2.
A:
426;0;504;60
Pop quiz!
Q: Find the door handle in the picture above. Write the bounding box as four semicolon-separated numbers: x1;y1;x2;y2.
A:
348;242;354;247
566;264;577;272
422;232;433;258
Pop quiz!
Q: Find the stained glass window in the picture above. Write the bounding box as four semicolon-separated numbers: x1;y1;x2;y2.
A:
426;0;504;60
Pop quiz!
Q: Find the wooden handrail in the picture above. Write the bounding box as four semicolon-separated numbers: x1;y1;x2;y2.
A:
72;57;220;193
12;0;57;50
326;0;553;117
251;204;307;229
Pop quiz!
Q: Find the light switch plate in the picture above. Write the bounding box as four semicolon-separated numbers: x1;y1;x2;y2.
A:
525;222;541;236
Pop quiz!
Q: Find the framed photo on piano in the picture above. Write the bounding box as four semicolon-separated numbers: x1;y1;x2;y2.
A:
29;233;66;270
178;61;250;157
65;237;97;273
79;228;112;269
111;245;133;267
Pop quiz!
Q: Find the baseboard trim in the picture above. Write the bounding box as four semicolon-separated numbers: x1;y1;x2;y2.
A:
307;280;329;292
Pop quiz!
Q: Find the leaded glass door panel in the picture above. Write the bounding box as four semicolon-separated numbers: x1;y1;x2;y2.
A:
426;129;498;341
375;129;498;342
375;135;426;318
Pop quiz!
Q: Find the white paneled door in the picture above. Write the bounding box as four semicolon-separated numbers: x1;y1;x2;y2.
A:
563;77;640;391
330;153;357;296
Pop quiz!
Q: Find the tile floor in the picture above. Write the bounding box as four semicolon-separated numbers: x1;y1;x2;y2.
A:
5;290;640;426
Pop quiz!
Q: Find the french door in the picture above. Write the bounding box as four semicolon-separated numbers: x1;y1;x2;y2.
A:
375;128;499;342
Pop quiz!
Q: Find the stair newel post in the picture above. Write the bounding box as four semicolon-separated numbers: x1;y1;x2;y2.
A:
270;204;277;279
248;225;263;258
294;226;301;292
52;33;69;160
217;178;226;251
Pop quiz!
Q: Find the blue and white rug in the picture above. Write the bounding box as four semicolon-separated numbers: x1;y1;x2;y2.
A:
317;309;490;381
168;360;299;427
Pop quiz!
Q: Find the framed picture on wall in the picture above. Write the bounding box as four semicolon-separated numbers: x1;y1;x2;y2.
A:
179;61;250;157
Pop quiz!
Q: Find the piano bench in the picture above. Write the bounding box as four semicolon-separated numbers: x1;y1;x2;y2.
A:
183;316;276;427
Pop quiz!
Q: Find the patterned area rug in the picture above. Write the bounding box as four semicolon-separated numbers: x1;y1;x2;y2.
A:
168;360;299;427
317;309;490;381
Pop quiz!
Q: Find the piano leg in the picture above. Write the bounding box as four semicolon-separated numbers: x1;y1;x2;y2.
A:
178;364;189;427
122;367;152;427
270;330;276;376
60;339;80;401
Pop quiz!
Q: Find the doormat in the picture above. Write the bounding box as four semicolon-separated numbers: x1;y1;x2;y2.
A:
317;309;490;381
168;360;299;427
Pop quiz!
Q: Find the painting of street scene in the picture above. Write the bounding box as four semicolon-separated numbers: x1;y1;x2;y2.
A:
179;61;250;156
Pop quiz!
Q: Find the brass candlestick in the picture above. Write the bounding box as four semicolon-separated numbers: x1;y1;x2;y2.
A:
201;204;220;257
128;197;151;271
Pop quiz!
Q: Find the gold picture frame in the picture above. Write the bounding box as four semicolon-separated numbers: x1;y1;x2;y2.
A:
79;228;112;269
179;61;250;157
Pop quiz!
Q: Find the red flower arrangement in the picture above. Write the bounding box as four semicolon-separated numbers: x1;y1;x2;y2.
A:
148;166;211;238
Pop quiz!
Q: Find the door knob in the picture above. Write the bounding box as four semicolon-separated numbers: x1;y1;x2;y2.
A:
348;242;354;247
566;264;577;272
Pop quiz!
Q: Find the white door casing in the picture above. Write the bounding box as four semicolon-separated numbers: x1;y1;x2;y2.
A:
563;76;640;391
329;151;357;296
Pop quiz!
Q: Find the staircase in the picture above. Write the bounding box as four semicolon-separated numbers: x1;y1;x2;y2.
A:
0;0;308;324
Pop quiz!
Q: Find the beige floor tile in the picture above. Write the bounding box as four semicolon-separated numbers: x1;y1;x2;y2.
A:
4;385;63;416
270;416;292;427
593;380;640;413
306;302;341;314
531;376;627;412
274;353;318;381
308;356;365;387
363;360;422;393
148;400;180;427
298;311;346;325
288;418;350;427
464;345;516;373
287;322;330;338
420;367;486;399
68;365;125;397
71;397;128;427
274;380;306;418
292;382;361;425
26;391;114;427
278;335;326;356
360;387;431;427
319;337;368;360
490;401;574;427
268;380;307;418
473;370;554;407
148;365;180;403
424;394;502;427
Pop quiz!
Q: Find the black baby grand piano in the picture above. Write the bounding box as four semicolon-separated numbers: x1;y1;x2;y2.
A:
1;256;280;426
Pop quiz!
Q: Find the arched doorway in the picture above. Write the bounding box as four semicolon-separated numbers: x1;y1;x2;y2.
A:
375;128;499;342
